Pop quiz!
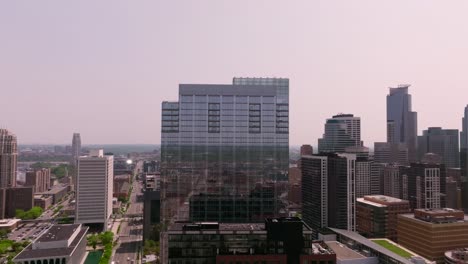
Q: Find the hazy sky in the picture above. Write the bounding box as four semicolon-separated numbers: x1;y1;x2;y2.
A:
2;1;468;145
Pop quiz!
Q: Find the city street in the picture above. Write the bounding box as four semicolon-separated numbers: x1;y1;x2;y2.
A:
113;177;144;264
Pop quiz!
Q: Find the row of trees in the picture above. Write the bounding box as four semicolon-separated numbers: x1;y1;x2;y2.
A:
87;231;114;250
30;162;73;178
15;207;43;220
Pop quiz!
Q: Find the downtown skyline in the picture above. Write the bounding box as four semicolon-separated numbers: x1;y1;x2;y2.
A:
2;1;468;145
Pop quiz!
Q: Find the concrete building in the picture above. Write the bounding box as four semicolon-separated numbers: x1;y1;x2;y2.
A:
13;224;88;264
418;127;460;169
386;85;418;162
5;187;34;218
398;208;468;263
0;129;17;188
143;191;160;241
302;153;356;238
318;114;362;153
300;144;313;156
356;195;410;242
71;133;81;167
382;165;404;199
25;168;51;193
144;173;160;191
113;174;131;200
37;184;69;205
34;195;53;210
165;217;335;264
75;150;113;231
402;163;446;210
161;77;289;223
374;142;409;165
0;218;21;232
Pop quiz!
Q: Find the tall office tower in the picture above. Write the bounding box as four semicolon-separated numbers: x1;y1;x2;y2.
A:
373;142;408;165
318;114;362;153
301;153;356;238
161;77;289;223
355;158;371;198
386;85;418;162
418;127;460;168
71;133;81;166
345;146;373;198
402;162;446;210
25;168;51;193
462;106;468;175
0;129;17;188
382;165;404;199
300;144;313;156
75;150;113;231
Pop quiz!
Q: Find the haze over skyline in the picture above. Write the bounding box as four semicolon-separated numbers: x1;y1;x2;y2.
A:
2;1;468;145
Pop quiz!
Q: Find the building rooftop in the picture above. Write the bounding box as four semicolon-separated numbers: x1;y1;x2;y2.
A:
37;224;80;243
402;208;467;223
311;242;335;256
0;218;21;227
325;241;366;260
14;225;88;260
37;184;68;195
357;195;408;207
329;228;416;264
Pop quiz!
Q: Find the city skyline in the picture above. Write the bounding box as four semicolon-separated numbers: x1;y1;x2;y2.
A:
2;1;468;145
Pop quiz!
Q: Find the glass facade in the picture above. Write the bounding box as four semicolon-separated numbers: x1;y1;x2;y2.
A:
161;78;289;223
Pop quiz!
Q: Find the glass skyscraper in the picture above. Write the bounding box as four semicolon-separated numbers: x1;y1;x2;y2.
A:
160;77;289;223
386;85;418;162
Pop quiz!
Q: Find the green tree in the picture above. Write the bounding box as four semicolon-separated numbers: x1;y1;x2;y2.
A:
15;210;25;219
99;231;114;246
0;230;8;239
88;234;99;250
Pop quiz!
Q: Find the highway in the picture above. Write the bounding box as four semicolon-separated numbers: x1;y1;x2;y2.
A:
113;176;144;264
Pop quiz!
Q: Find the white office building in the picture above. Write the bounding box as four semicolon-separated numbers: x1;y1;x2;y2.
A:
75;150;113;230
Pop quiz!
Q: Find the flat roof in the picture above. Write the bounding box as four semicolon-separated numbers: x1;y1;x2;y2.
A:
38;184;68;195
325;241;365;260
0;219;21;227
399;213;468;223
329;228;414;264
14;226;88;260
37;224;80;243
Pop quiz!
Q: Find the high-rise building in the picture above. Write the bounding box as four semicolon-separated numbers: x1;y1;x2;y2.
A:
25;168;51;193
354;157;371;198
462;106;468;176
71;133;81;166
418;127;459;168
386;85;418;162
302;153;356;238
318;114;362;153
373;142;409;165
398;208;468;263
0;129;17;188
160;77;289;223
75;150;113;230
382;164;404;199
402;162;446;210
356;195;410;242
